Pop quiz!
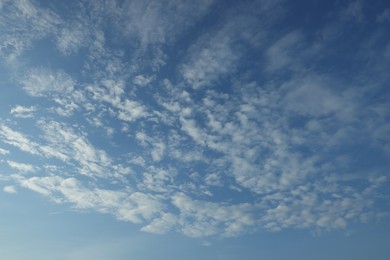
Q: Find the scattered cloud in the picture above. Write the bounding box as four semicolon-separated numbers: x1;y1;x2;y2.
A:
181;36;238;89
3;185;17;194
133;75;155;87
342;0;365;22
0;125;40;155
116;0;215;46
0;147;10;155
37;120;116;178
10;105;36;118
0;0;61;62
266;30;304;72
55;20;89;55
7;160;36;173
0;0;389;239
377;8;390;23
16;175;165;224
21;68;75;97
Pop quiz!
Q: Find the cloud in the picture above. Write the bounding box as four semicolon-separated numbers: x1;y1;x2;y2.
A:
10;105;36;118
55;20;89;55
0;0;389;240
341;0;365;22
133;75;155;87
21;68;75;97
181;37;238;89
0;125;40;155
0;147;10;155
86;80;149;123
266;30;304;72
117;100;148;122
7;160;36;173
140;213;177;234
172;193;255;237
0;121;129;180
37;120;114;178
282;75;347;117
377;8;390;23
116;0;215;46
3;185;17;194
17;68;82;118
258;176;386;232
16;175;165;224
0;0;61;62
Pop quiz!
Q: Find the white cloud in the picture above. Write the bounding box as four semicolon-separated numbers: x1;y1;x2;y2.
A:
133;75;155;87
180;118;205;145
0;125;40;155
0;147;10;155
38;120;113;178
117;99;148;122
21;68;75;97
0;0;388;240
180;0;288;88
141;212;177;234
10;105;36;118
150;142;165;162
86;80;148;123
137;166;176;193
181;37;238;89
11;169;387;236
52;98;80;117
39;145;69;162
172;193;255;237
17;175;165;225
7;160;36;173
283;76;346;117
3;185;17;194
56;21;88;55
258;176;381;232
266;30;304;71
204;172;222;187
87;80;124;107
18;176;53;196
118;0;215;46
0;0;61;62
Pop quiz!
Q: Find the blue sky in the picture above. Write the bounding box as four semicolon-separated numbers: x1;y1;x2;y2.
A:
0;0;390;259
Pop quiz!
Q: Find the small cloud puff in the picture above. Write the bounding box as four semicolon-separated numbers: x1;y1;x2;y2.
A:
10;105;36;118
3;185;17;194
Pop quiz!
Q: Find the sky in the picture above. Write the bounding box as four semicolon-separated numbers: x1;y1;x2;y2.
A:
0;0;390;259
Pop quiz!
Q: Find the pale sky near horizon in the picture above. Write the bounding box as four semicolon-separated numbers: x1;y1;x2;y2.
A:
1;0;390;259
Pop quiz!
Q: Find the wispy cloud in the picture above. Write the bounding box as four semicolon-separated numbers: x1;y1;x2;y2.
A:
266;30;305;72
0;125;40;155
10;105;36;118
377;8;390;22
0;0;389;239
181;36;238;89
16;175;164;224
55;19;89;55
37;120;116;178
3;185;17;194
116;0;215;46
0;0;60;62
22;68;75;97
0;147;10;155
7;160;36;173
